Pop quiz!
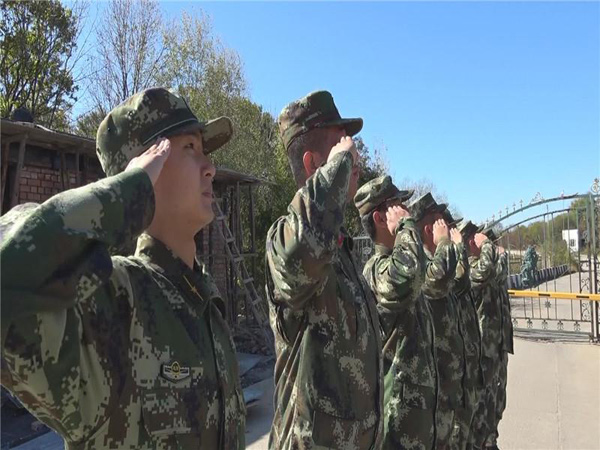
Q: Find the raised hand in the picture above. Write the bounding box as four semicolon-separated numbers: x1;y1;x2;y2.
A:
433;219;449;246
385;205;411;235
125;137;171;185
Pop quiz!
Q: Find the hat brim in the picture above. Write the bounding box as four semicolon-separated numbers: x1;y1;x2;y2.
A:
318;117;363;137
165;116;233;154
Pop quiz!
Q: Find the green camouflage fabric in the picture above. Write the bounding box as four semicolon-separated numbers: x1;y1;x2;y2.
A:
492;351;509;447
496;252;514;354
278;90;363;150
468;240;501;360
490;251;513;446
96;87;233;176
451;242;484;450
265;151;383;450
468;239;501;449
354;175;413;217
407;193;447;223
1;169;245;449
422;239;463;448
362;217;437;450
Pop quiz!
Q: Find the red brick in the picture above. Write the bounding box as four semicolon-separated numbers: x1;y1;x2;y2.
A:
29;179;40;187
21;185;30;193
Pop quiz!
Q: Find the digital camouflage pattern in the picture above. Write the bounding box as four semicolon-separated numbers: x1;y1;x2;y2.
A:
266;151;383;450
96;87;233;176
490;251;513;446
1;170;246;450
277;90;363;150
353;175;413;218
451;242;484;450
422;239;464;448
361;216;437;450
407;193;447;224
469;240;501;361
496;252;514;355
468;239;501;448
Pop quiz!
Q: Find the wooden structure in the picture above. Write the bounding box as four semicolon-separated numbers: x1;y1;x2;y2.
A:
1;118;265;328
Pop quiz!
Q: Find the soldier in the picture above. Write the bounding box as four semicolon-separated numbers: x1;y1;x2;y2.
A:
1;88;246;449
409;193;465;449
266;90;383;449
454;220;486;450
355;176;438;450
462;223;501;449
483;228;513;449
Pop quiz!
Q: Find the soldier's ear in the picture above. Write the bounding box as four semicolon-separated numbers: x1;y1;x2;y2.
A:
373;210;384;227
302;151;318;177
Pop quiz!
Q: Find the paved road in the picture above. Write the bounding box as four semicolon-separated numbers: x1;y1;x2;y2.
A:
12;337;600;450
497;338;600;450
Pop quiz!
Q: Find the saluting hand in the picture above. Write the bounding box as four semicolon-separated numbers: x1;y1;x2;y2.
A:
125;137;171;186
328;136;358;166
432;219;449;246
450;228;463;245
385;205;411;235
474;232;488;249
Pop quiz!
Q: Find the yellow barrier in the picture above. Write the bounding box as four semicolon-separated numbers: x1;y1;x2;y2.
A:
508;290;600;301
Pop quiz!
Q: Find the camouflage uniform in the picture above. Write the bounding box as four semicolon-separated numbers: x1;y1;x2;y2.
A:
451;240;484;450
468;237;500;449
490;250;513;446
1;88;246;450
410;194;464;449
356;177;438;450
266;91;383;450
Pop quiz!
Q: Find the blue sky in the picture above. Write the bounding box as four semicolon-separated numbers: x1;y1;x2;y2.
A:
78;1;599;223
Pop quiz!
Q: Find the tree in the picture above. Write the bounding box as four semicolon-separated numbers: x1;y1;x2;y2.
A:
87;0;163;114
155;11;246;121
0;0;87;129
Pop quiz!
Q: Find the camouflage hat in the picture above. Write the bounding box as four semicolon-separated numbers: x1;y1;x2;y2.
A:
482;227;499;242
408;192;448;223
96;87;233;176
442;209;463;228
354;175;413;218
278;90;363;150
457;219;479;240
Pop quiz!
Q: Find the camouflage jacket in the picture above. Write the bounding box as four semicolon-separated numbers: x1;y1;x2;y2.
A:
266;151;383;450
469;240;501;359
1;169;245;450
452;243;483;388
423;240;465;409
362;218;437;408
496;252;514;354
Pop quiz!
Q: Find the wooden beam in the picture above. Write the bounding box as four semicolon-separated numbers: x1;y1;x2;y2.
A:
75;151;81;186
82;155;88;186
1;133;28;147
10;136;28;208
1;141;11;210
60;151;69;190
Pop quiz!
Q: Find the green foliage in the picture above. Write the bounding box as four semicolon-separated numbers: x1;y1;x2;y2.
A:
0;0;82;129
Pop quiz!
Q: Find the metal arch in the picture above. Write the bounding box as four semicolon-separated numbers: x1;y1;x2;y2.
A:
498;208;571;237
485;193;599;229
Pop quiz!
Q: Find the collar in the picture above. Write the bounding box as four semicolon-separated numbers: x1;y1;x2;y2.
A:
374;243;392;256
134;233;223;314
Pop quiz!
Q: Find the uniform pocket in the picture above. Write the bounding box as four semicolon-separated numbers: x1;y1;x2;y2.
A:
141;388;198;436
398;382;436;410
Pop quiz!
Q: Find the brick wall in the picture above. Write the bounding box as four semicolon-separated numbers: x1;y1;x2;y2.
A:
17;165;101;204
